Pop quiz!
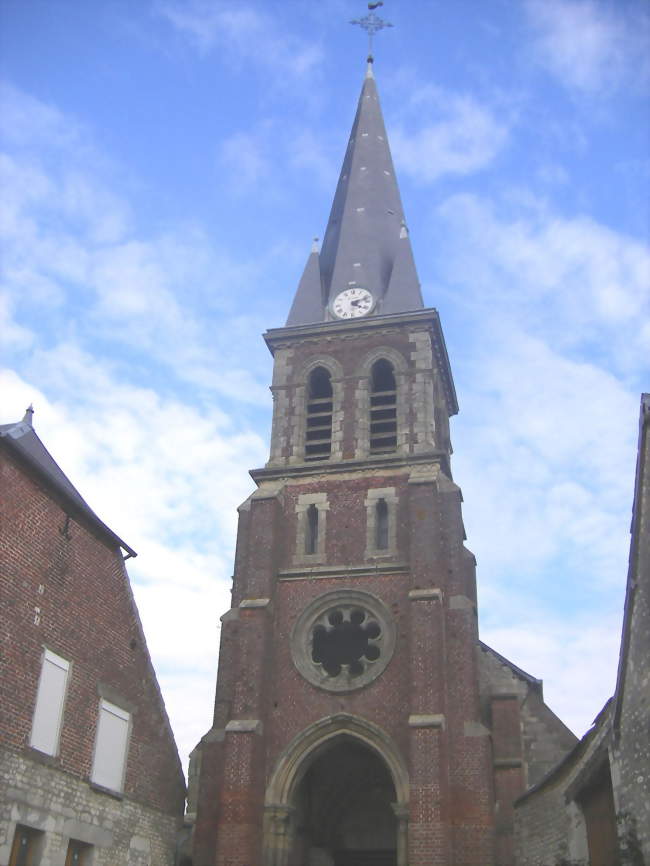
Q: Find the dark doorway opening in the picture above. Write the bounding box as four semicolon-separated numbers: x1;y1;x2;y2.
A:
290;738;397;866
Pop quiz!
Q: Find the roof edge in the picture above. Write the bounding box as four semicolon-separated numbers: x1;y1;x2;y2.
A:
479;640;543;692
0;435;137;559
515;699;613;806
612;392;650;736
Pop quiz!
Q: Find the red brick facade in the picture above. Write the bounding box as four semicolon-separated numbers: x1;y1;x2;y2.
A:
191;317;492;865
0;434;185;865
189;64;578;864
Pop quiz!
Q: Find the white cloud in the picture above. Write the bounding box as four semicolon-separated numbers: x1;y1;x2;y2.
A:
525;0;650;93
453;331;637;592
0;81;83;152
391;85;510;182
1;84;274;406
433;196;647;591
0;294;34;353
483;612;622;737
424;192;647;734
220;130;271;193
154;0;323;81
287;129;336;190
0;83;279;771
0;364;266;772
436;194;650;367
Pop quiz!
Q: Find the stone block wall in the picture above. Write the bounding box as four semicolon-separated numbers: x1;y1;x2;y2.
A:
478;644;578;865
514;712;611;866
0;750;179;866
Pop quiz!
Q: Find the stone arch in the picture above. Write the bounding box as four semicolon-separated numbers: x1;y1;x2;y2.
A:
356;346;408;379
299;354;344;382
263;714;409;866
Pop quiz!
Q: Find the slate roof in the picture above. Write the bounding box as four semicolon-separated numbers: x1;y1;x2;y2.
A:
0;408;136;558
479;640;544;693
286;61;423;326
612;392;650;735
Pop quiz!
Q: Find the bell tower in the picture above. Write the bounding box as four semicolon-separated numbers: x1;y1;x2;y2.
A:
191;59;496;866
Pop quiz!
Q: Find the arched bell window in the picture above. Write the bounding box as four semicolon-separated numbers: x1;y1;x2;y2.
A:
369;359;397;454
305;366;333;461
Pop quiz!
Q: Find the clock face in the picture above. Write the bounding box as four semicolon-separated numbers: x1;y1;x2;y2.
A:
331;287;374;319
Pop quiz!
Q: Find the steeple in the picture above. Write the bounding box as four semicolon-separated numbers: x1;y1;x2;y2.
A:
286;60;423;326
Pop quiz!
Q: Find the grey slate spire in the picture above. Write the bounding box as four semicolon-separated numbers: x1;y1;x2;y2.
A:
286;61;423;326
286;238;325;326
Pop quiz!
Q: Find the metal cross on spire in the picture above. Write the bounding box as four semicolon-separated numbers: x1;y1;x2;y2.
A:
350;2;393;60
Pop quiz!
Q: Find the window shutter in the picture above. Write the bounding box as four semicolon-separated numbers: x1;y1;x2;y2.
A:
30;649;69;755
91;700;130;791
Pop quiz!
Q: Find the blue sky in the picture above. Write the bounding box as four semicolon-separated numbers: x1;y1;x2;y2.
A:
1;0;648;773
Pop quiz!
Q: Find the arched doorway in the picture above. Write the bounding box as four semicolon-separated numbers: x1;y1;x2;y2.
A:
263;714;409;866
291;737;397;865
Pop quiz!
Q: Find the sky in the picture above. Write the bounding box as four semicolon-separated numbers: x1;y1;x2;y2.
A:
1;0;648;776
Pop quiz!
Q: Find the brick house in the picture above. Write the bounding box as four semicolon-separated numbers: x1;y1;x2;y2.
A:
514;394;650;866
188;60;576;866
0;408;186;866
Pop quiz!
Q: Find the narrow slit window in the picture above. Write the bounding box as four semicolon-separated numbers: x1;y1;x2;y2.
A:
375;498;389;549
370;359;397;453
305;367;333;461
305;504;319;555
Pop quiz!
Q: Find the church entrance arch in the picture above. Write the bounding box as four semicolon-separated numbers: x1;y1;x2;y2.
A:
263;714;409;866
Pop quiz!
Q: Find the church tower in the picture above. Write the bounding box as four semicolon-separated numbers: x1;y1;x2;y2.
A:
191;58;497;866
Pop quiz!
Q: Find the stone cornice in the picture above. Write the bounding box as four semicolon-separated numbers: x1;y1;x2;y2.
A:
251;452;450;484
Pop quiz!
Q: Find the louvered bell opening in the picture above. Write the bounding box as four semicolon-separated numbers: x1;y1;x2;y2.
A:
305;367;333;461
369;360;397;454
370;392;397;452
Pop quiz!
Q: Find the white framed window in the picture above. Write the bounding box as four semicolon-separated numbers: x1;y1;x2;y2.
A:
30;648;70;755
91;699;130;792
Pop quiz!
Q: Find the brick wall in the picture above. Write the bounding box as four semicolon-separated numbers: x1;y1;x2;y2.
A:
0;446;185;863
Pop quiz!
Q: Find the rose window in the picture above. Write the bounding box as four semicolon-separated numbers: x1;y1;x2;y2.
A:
291;590;395;692
312;607;381;677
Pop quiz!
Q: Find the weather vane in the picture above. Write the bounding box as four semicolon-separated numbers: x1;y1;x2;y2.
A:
351;2;393;60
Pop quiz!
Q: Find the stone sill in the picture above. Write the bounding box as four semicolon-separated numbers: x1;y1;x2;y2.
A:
279;562;408;580
88;781;124;801
24;745;60;767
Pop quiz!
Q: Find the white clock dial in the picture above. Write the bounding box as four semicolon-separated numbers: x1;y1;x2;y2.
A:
331;288;374;319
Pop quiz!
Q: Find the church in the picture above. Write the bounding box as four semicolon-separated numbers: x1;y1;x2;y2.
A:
1;28;648;866
185;57;581;866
